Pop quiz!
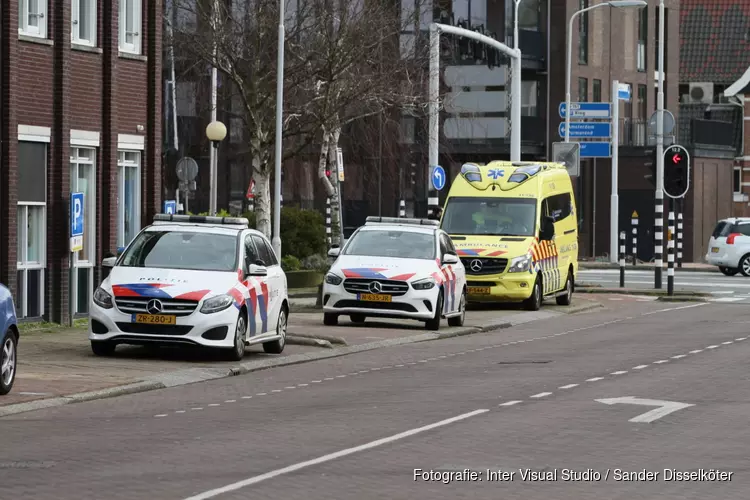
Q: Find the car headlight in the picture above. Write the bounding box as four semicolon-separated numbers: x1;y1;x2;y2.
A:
508;254;532;273
200;294;235;314
325;273;343;285
93;287;113;309
411;277;436;290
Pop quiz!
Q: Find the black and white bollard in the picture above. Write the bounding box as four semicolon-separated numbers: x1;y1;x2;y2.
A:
620;231;626;288
399;199;406;218
325;198;332;247
631;210;638;266
677;212;683;268
667;211;675;295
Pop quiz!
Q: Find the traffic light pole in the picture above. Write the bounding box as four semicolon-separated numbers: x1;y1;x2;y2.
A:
428;23;522;216
654;0;665;289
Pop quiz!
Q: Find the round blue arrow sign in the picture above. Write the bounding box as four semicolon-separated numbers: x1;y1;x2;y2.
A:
431;165;446;191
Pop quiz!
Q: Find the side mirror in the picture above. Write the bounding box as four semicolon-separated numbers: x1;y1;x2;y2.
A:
443;253;459;265
540;216;555;241
328;247;340;258
247;264;267;277
102;257;117;268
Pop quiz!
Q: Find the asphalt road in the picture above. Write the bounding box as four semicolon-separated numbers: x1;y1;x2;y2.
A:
578;269;750;303
2;299;748;499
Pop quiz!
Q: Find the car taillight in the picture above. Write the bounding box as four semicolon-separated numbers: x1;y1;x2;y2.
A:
727;233;742;244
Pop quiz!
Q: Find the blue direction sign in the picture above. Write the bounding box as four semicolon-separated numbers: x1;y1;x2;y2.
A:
70;192;84;252
559;122;612;139
579;142;612;158
558;102;612;119
163;200;177;214
431;165;446;191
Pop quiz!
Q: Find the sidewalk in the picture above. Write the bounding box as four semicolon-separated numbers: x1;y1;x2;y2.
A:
2;297;602;415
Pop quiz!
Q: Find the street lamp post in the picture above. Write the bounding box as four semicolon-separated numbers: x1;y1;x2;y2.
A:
512;0;523;162
272;0;286;259
206;120;227;215
564;0;646;261
654;0;665;289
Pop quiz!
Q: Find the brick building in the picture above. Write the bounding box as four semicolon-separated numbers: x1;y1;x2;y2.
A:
0;0;163;323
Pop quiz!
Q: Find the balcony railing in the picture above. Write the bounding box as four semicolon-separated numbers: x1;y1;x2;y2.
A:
618;118;648;147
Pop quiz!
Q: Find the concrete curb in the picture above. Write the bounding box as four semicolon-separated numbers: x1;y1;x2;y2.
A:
286;332;347;345
656;296;708;302
286;335;334;349
576;286;710;298
580;263;716;273
0;301;602;418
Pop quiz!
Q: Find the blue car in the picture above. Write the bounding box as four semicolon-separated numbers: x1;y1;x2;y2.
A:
0;284;19;395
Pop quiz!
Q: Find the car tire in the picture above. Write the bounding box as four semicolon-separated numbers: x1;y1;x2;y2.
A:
740;255;750;277
90;340;116;357
0;329;18;396
720;266;739;277
323;313;339;326
524;276;542;311
447;289;466;327
556;271;573;306
223;310;247;361
350;314;366;324
425;290;444;331
263;305;287;355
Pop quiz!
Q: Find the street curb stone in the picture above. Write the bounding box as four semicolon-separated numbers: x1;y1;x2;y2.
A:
0;301;601;418
576;286;709;297
580;262;715;273
286;332;348;345
286;335;334;348
656;296;708;303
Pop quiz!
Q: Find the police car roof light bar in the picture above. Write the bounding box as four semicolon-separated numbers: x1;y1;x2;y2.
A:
153;213;250;227
365;216;439;226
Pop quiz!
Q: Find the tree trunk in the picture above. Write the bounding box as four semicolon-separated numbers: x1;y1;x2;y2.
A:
253;169;272;238
318;128;342;247
327;126;343;245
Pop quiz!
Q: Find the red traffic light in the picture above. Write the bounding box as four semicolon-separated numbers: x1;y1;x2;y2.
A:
325;169;331;177
671;153;682;164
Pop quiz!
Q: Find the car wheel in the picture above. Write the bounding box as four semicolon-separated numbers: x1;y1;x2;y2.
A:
556;272;573;306
323;313;339;326
0;330;18;395
350;314;366;324
524;276;542;311
224;310;247;361
447;289;466;327
91;340;116;357
425;290;444;331
740;255;750;277
263;305;287;354
720;266;739;276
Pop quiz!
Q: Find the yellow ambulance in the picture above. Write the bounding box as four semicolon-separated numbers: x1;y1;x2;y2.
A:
439;161;579;311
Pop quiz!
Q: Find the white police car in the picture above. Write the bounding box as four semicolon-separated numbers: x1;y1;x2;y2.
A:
322;217;466;330
89;214;289;360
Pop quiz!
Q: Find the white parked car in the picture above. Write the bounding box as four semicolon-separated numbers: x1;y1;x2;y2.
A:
705;217;750;276
322;217;467;330
89;214;289;360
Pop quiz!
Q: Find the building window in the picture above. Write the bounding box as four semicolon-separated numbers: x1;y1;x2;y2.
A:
521;80;538;116
16;141;47;319
578;77;588;102
637;6;647;72
578;0;588;65
118;151;141;248
734;167;742;195
637;84;647;118
70;147;96;315
119;0;142;54
518;0;540;31
72;0;97;46
18;0;48;38
593;79;601;102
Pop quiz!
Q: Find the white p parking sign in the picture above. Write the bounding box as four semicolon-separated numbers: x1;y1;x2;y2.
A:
70;192;84;252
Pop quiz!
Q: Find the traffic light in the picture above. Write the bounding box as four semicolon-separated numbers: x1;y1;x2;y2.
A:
644;148;656;186
456;19;471;57
486;32;499;69
663;144;690;197
325;168;332;181
472;25;486;62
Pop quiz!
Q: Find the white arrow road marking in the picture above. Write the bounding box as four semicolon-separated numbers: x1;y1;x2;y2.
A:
595;397;694;423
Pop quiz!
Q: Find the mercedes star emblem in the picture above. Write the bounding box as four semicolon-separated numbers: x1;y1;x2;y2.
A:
470;259;483;272
369;281;383;294
147;299;163;314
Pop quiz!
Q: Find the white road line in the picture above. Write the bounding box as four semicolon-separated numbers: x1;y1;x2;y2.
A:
586;377;604;382
154;414;167;418
297;384;308;387
530;392;552;398
182;409;490;500
324;377;334;380
722;341;734;345
175;410;186;413
559;384;578;389
271;390;282;393
225;400;236;403
311;380;322;383
736;337;747;341
285;387;296;389
192;407;203;411
499;401;523;406
418;360;428;363
395;364;405;367
256;393;267;396
241;396;252;399
371;367;381;371
208;403;220;407
689;350;703;354
707;345;719;349
633;365;648;370
671;355;686;359
336;375;347;378
611;371;628;375
654;360;669;364
382;366;393;369
640;303;708;315
358;371;369;374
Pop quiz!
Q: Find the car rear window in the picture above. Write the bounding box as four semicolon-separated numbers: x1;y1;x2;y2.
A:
712;222;733;238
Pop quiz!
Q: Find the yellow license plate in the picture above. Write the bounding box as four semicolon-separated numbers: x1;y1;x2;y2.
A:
358;293;392;302
468;287;491;295
711;247;720;253
133;313;177;325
